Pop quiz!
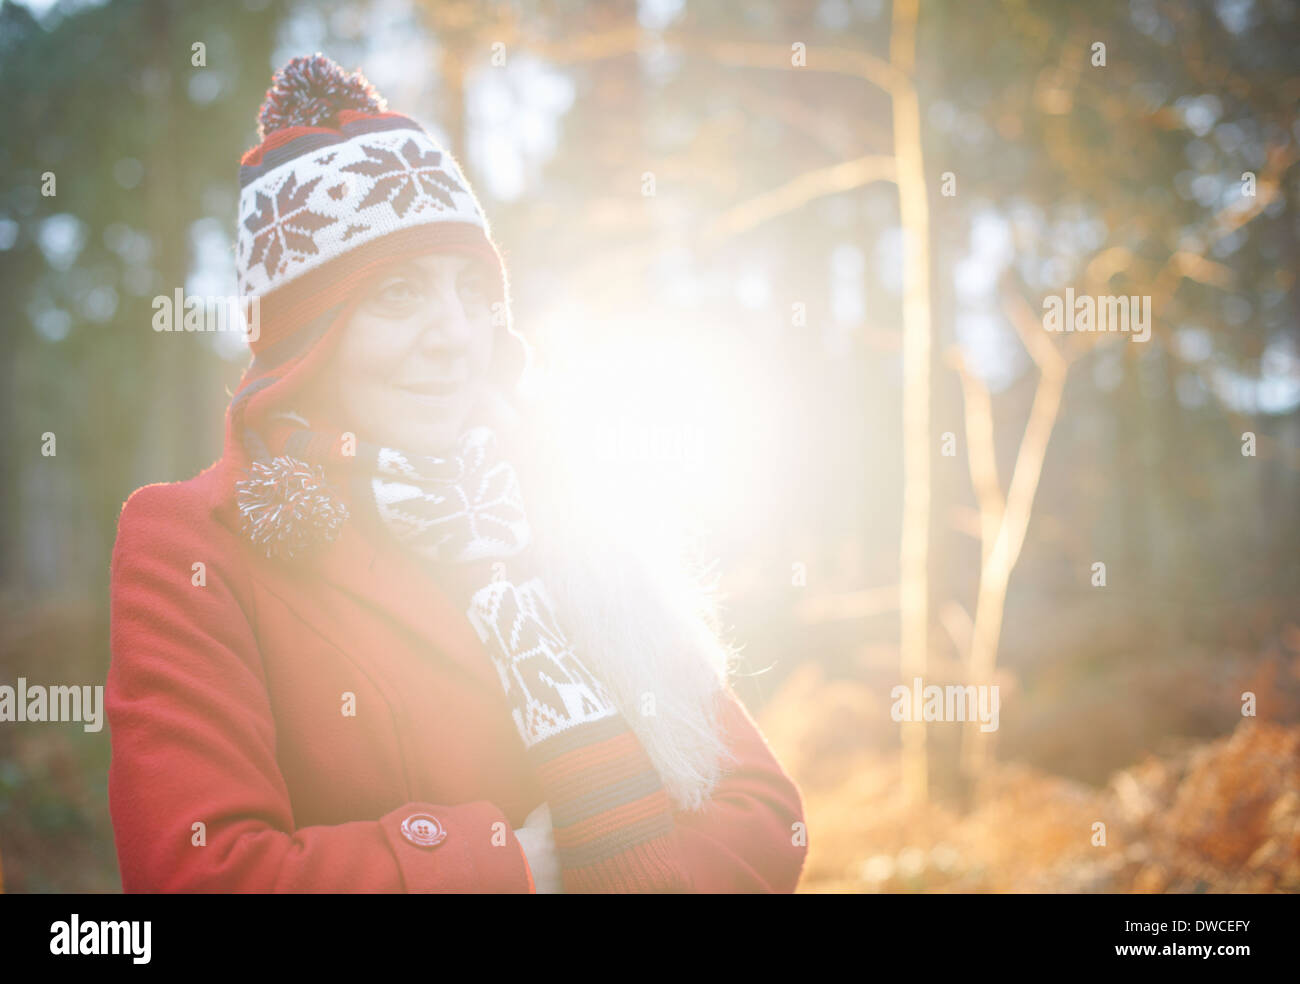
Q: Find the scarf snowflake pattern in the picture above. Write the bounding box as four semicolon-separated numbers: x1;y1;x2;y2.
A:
370;427;530;563
371;427;620;747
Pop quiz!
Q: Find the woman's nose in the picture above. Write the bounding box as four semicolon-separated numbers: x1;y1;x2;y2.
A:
418;283;473;351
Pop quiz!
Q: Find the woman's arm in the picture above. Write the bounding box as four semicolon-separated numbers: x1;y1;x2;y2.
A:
509;682;810;893
670;688;809;893
107;483;534;893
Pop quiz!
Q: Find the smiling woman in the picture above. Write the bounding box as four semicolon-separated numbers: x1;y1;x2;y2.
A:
105;53;808;894
300;253;500;456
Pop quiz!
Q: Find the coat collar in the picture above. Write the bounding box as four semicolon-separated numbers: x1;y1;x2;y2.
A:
311;515;503;695
207;402;502;696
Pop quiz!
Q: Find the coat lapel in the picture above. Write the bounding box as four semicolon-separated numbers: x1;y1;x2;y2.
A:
312;514;503;695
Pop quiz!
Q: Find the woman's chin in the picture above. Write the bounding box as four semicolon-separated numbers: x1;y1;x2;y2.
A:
399;425;459;457
359;385;482;455
394;411;470;456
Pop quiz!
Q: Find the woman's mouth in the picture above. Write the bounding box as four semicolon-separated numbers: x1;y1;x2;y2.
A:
395;377;466;399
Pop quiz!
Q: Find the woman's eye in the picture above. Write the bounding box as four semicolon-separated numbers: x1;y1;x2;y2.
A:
366;278;424;314
376;279;419;304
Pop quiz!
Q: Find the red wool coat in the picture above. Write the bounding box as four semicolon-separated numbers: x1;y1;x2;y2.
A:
106;451;808;893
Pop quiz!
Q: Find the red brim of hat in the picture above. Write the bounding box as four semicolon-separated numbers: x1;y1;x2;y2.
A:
247;222;508;355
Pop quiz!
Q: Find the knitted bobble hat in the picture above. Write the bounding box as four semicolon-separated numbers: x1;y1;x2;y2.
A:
221;54;527;552
236;53;515;328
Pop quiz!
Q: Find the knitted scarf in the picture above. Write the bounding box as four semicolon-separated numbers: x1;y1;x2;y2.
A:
238;413;688;893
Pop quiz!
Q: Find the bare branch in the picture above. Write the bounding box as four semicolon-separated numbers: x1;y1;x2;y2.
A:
678;36;900;94
1004;290;1070;379
701;155;897;245
945;345;1004;563
487;20;902;95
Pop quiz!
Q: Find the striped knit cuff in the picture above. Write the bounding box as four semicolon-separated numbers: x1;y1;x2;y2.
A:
528;714;689;894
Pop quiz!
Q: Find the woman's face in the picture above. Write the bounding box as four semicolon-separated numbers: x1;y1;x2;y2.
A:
305;252;496;456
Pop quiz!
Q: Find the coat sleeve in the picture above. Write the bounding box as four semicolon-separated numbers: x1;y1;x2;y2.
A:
670;687;809;893
106;483;534;894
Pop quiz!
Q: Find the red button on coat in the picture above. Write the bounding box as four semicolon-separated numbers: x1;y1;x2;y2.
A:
400;813;448;848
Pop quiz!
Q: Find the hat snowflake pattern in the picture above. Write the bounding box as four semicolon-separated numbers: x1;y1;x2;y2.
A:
236;54;495;301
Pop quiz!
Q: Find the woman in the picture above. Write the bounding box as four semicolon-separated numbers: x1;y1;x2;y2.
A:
106;54;806;893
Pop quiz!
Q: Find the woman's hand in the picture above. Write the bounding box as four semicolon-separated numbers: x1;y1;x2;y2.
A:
514;802;563;894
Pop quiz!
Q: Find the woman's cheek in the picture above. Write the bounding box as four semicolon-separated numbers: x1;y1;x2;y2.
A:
370;315;421;368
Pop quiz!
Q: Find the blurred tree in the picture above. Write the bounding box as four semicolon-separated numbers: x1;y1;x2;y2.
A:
0;0;287;598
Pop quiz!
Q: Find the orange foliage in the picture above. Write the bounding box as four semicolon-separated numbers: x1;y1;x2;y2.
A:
759;668;1300;893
